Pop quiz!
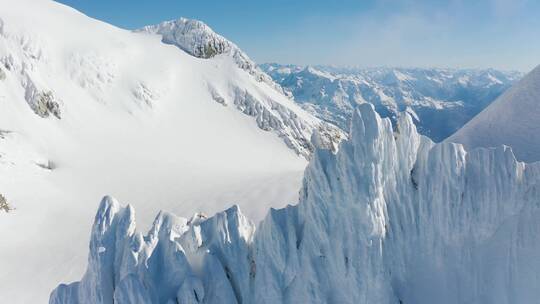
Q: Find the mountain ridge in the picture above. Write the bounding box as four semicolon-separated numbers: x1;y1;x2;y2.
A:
137;18;290;97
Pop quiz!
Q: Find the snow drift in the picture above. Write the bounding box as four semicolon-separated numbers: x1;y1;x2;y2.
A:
448;64;540;162
51;104;540;304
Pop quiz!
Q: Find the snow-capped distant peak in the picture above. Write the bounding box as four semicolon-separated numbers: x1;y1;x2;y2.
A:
261;64;522;141
302;66;336;80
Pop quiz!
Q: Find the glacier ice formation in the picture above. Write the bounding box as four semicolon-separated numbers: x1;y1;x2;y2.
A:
50;104;540;304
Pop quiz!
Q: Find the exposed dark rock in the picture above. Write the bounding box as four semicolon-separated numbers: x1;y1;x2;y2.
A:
0;193;13;213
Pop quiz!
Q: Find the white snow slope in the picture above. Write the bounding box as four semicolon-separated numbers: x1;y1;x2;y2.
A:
51;103;540;304
0;0;340;302
448;64;540;162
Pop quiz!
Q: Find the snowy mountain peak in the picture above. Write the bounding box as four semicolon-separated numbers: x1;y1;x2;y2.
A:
301;66;335;80
0;0;345;161
139;18;238;60
448;64;540;162
136;19;344;158
137;18;282;93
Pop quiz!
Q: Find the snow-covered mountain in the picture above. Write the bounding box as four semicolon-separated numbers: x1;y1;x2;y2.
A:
3;1;538;303
447;65;540;162
261;64;522;142
0;0;340;302
51;103;540;304
137;19;287;96
136;21;344;156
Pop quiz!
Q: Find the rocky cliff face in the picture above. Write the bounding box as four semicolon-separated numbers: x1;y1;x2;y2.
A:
50;104;540;304
0;19;62;119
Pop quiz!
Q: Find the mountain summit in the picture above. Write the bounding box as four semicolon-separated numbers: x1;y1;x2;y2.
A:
448;65;540;162
137;18;285;95
137;19;344;157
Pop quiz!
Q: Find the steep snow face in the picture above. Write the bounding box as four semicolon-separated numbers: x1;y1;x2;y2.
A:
51;104;540;304
448;65;540;162
0;0;342;302
137;20;347;156
262;64;521;142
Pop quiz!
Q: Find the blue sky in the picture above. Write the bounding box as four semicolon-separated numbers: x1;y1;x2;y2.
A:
56;0;540;71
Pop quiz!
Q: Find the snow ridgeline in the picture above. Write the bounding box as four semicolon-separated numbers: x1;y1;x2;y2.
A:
137;19;345;157
0;7;342;160
50;104;540;304
138;18;287;97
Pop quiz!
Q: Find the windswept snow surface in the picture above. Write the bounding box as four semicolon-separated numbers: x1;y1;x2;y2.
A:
448;65;540;162
52;104;540;304
262;64;521;142
0;0;337;302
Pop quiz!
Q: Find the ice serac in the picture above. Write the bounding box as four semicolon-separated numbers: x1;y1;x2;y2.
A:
51;104;540;303
448;64;540;162
50;196;256;304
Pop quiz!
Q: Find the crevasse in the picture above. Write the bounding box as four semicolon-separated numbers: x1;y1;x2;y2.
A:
50;104;540;304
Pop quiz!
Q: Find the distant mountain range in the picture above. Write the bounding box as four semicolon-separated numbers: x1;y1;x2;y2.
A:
261;64;522;142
